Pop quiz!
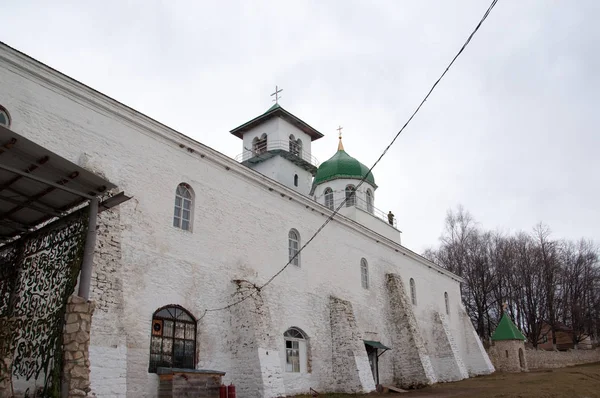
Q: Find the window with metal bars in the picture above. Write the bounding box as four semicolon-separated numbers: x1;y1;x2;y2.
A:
410;278;417;305
173;183;193;231
149;305;196;373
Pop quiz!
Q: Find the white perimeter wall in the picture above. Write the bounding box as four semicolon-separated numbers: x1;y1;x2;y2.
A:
0;45;485;398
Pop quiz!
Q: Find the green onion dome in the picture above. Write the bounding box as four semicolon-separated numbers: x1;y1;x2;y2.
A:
313;139;376;188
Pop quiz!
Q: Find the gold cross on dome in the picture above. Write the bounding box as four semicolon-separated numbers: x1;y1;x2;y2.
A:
337;126;344;151
270;85;283;104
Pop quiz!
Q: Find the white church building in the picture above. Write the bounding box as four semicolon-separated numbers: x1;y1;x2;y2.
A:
0;42;494;397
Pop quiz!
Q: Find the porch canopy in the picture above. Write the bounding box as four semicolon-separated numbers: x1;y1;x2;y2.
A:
0;125;121;242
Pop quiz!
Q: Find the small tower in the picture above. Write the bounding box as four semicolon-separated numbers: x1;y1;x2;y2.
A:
490;312;528;372
230;103;323;195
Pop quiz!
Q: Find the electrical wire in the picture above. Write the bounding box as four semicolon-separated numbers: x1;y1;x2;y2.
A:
197;0;500;321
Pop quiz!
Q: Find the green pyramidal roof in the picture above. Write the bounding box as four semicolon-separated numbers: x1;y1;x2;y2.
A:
312;148;376;188
491;313;526;341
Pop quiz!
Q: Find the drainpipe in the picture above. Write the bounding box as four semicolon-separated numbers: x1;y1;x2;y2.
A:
78;197;98;300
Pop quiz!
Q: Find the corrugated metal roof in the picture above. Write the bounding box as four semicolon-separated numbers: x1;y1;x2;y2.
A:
0;125;116;242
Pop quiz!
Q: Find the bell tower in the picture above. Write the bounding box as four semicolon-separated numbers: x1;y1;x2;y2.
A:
230;93;324;195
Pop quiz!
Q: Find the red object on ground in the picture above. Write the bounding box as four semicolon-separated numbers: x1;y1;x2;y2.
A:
219;384;227;398
227;383;236;398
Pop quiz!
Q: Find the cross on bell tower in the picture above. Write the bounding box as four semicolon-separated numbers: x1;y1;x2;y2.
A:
270;85;283;104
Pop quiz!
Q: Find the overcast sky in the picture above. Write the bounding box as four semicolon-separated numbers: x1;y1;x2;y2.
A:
2;0;598;252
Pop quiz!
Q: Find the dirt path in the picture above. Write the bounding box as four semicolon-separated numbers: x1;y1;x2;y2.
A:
294;362;600;398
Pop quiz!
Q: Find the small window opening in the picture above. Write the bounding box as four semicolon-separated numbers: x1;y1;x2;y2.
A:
410;278;417;305
444;292;450;315
505;350;509;358
294;174;299;187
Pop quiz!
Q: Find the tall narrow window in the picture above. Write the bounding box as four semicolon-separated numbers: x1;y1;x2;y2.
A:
444;292;450;315
410;278;417;305
345;185;356;207
284;327;307;373
288;229;300;266
296;139;303;158
294;174;299;187
360;258;369;289
149;305;196;373
324;188;334;210
0;106;10;128
366;189;374;214
173;183;193;231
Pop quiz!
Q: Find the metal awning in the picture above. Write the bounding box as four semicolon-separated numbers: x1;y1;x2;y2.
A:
364;340;391;350
0;125;117;242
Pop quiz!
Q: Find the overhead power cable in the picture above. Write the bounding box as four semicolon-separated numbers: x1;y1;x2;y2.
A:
198;0;500;320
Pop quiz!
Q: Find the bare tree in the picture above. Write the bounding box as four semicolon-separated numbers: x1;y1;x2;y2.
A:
426;206;599;347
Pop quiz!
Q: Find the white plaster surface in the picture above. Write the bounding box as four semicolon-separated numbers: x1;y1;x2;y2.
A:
0;43;494;398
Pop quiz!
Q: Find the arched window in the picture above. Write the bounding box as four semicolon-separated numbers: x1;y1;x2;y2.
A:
410;278;417;305
173;183;193;231
149;305;196;373
444;292;450;315
345;185;356;207
360;258;369;289
284;327;308;373
366;189;374;214
254;133;267;154
294;174;299;187
289;134;301;156
288;229;300;266
324;188;334;210
296;139;303;158
0;106;10;128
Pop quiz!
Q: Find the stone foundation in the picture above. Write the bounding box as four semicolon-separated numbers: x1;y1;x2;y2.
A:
62;295;95;397
525;348;600;370
385;274;436;388
329;296;376;393
157;368;225;398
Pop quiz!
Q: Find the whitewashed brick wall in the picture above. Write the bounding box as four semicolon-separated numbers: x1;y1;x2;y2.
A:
0;43;493;397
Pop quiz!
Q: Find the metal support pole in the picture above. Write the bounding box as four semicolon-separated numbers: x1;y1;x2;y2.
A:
78;197;98;300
